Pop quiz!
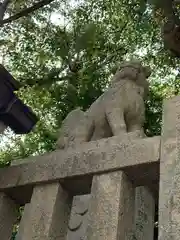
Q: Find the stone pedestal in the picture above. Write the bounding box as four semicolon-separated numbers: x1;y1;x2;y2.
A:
17;182;72;240
0;192;17;240
133;186;155;240
159;96;180;240
86;171;135;240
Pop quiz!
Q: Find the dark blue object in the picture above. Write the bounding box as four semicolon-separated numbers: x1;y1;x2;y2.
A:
0;64;20;91
0;83;15;111
0;65;38;134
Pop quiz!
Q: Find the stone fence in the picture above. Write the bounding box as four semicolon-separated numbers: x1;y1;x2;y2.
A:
0;96;179;239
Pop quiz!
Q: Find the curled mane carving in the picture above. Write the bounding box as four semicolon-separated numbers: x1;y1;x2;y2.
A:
110;60;150;96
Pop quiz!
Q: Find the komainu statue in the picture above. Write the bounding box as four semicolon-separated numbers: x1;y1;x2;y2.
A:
56;60;151;240
56;60;151;150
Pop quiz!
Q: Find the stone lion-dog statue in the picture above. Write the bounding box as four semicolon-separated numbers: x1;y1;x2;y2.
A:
56;60;151;149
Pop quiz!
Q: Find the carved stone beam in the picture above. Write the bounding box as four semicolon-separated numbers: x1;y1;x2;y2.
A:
0;134;160;204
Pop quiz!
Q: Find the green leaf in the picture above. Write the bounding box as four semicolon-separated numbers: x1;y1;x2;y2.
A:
75;23;97;52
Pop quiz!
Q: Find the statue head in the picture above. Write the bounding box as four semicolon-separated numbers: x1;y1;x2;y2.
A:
112;60;151;97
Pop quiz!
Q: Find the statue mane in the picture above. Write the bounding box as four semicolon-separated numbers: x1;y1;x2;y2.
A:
110;60;150;95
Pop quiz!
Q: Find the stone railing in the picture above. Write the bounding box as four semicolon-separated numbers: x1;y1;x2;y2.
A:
0;96;179;239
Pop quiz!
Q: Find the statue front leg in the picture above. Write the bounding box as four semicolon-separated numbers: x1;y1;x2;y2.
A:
105;105;127;136
127;121;146;139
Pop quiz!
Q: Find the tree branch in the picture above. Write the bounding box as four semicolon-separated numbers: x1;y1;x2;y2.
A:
0;0;55;26
24;75;69;88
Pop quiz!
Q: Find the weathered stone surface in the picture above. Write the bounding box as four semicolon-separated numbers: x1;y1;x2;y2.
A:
67;187;156;240
72;195;89;215
133;186;155;240
159;96;180;240
56;61;150;149
67;215;88;240
56;108;86;149
0;192;17;240
86;171;135;240
68;212;82;231
67;195;90;240
17;182;72;240
0;135;160;194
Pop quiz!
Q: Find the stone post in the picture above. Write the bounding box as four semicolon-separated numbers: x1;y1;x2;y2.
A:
17;182;72;240
0;192;17;240
86;171;135;240
159;96;180;240
133;186;155;240
15;203;30;240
